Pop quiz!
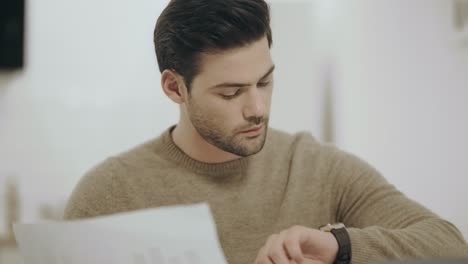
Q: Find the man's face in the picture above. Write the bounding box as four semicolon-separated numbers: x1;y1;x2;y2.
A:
184;37;274;157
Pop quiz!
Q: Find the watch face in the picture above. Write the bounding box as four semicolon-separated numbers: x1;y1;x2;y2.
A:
330;223;346;229
320;223;346;232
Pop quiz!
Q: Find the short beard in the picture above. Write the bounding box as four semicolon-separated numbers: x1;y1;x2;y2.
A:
194;118;269;157
187;100;269;157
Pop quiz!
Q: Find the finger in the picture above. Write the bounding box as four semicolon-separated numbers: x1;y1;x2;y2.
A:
256;251;274;264
290;259;321;264
267;231;290;264
255;235;276;264
284;226;306;263
254;246;269;264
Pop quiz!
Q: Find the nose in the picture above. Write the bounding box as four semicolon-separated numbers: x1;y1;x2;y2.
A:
243;88;265;120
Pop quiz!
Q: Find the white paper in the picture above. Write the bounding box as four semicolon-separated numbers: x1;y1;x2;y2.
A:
14;203;227;264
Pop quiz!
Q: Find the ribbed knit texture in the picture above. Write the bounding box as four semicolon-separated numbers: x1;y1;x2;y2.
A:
64;127;468;264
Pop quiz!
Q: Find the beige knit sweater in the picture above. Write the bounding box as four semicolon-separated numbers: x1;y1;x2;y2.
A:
64;127;467;264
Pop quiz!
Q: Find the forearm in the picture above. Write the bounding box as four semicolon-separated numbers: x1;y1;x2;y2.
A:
328;150;468;263
347;218;468;264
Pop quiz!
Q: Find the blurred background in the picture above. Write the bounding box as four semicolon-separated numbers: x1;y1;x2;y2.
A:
1;0;467;262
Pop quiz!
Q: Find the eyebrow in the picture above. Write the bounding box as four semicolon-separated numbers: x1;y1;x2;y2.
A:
209;65;275;89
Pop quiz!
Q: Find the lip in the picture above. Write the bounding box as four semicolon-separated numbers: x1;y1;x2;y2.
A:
240;125;264;136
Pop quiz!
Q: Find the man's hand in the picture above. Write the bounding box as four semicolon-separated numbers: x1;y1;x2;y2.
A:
254;225;339;264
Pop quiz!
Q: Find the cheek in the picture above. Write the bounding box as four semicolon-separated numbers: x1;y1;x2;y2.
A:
262;89;273;109
210;101;245;125
216;105;241;122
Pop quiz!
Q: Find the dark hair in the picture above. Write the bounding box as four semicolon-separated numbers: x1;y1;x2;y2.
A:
154;0;272;91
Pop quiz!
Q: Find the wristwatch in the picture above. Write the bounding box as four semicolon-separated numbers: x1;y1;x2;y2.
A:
320;223;351;264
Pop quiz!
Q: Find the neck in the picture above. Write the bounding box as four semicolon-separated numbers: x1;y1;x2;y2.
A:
171;121;241;164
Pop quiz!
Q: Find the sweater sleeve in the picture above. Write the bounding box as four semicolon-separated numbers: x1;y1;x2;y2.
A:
328;150;468;263
63;158;129;220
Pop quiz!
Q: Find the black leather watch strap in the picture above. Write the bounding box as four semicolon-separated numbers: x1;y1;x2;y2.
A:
330;227;352;264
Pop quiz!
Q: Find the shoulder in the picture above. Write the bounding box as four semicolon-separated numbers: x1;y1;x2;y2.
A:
265;128;320;154
265;128;335;163
63;157;125;220
63;136;169;220
265;127;381;179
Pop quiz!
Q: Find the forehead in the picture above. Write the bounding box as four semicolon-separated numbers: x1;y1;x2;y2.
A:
192;37;273;89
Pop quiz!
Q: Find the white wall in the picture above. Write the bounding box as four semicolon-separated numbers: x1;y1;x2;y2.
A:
0;0;173;228
328;0;468;237
269;1;327;138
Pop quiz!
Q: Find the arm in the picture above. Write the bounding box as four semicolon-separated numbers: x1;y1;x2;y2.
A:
330;151;468;263
254;145;467;264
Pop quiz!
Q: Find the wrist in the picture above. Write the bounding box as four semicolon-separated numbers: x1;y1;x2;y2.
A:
320;223;352;264
325;232;339;263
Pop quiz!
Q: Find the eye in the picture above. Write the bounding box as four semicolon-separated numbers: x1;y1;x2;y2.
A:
220;89;241;100
258;81;271;87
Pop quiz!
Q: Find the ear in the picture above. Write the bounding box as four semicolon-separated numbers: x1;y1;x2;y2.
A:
161;69;187;104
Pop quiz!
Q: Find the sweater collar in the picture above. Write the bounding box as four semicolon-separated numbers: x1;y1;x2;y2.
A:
154;126;252;177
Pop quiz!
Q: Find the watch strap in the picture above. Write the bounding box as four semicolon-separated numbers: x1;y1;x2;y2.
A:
330;227;352;264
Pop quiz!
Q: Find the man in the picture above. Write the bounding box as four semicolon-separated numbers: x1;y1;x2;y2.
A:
63;0;468;263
